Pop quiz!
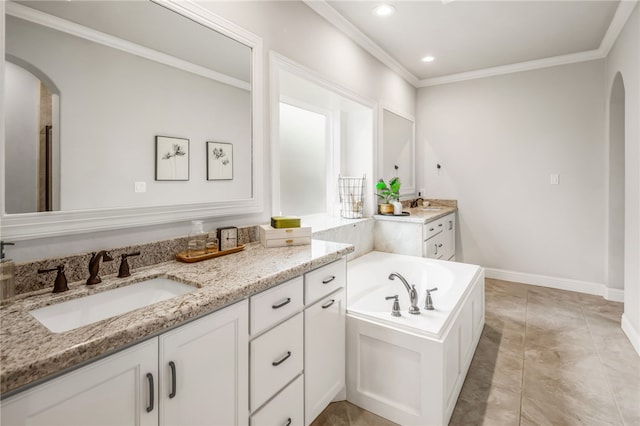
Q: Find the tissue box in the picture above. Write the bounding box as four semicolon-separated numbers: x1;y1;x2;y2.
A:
259;225;311;248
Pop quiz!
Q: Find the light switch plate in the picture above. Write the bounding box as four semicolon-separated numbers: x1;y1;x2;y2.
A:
134;181;146;193
550;174;559;185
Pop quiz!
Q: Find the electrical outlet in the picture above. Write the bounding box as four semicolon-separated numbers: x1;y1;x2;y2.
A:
550;174;559;185
134;181;146;193
418;188;425;197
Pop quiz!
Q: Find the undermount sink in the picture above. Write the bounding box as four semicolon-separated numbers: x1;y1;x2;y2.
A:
422;207;444;212
30;278;196;333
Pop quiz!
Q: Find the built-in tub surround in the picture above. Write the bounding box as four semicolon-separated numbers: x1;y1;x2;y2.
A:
346;251;484;425
0;240;353;396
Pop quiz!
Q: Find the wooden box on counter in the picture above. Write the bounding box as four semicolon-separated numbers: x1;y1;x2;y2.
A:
259;225;311;248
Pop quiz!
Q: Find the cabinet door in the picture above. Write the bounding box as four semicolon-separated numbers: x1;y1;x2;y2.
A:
304;289;346;426
1;339;158;426
159;300;248;426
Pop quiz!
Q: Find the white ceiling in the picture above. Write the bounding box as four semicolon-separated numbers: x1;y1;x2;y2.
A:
309;0;634;86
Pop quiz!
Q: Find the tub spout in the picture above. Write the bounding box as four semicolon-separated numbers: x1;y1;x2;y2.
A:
388;273;420;314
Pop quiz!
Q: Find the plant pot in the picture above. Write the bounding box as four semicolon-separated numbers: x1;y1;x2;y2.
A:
379;203;394;214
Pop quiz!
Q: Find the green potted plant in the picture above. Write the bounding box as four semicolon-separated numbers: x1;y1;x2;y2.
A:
376;177;401;214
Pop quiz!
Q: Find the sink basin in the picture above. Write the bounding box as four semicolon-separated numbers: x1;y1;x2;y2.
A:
30;278;196;333
422;207;444;212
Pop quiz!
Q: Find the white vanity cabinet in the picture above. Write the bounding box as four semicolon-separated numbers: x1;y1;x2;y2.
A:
375;212;456;261
1;338;159;426
304;259;346;426
2;258;348;426
424;213;456;261
1;300;249;426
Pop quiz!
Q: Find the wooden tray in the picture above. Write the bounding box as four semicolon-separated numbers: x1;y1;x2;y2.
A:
176;245;245;263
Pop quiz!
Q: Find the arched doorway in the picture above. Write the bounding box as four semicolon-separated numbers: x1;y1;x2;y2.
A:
608;73;625;293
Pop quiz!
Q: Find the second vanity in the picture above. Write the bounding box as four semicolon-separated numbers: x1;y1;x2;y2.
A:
374;203;457;261
0;240;353;426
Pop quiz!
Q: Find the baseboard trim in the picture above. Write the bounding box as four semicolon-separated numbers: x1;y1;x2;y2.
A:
484;268;624;302
621;313;640;356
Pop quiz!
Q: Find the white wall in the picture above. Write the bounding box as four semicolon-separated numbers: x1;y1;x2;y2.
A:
7;1;415;262
5;61;38;214
417;60;607;286
605;3;640;353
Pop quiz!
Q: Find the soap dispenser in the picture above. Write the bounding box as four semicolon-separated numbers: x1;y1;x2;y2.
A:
0;241;16;302
187;220;207;257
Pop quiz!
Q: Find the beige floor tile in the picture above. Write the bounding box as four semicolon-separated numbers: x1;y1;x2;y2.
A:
481;316;526;358
522;350;623;425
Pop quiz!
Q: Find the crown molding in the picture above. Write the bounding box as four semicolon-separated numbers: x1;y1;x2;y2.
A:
417;49;604;87
599;0;638;55
7;1;251;90
303;0;419;87
305;0;637;89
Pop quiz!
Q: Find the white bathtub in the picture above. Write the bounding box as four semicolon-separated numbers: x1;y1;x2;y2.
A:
346;251;484;426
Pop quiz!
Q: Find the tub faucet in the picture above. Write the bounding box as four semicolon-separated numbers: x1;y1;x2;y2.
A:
388;272;420;314
86;250;113;285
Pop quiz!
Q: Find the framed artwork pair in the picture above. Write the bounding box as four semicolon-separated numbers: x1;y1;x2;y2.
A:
155;136;233;181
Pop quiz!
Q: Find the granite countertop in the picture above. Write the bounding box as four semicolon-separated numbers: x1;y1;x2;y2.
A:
0;240;354;397
373;205;457;224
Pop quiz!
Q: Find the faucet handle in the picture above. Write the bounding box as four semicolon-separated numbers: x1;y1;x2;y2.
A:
118;251;141;278
424;287;438;310
38;264;69;293
385;295;401;317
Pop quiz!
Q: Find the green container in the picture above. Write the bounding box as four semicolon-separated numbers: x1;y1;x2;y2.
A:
271;216;301;229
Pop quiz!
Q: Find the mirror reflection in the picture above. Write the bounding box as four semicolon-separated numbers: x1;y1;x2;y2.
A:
381;109;415;195
4;1;252;214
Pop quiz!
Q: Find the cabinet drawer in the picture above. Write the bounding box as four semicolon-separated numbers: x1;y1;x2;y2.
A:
250;313;303;411
304;259;346;305
424;232;446;259
251;375;303;426
424;219;445;241
250;276;303;336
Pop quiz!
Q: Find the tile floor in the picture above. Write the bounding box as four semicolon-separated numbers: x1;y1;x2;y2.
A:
311;279;640;426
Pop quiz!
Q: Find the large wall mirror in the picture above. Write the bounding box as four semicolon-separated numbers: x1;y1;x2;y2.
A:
380;107;415;196
1;0;263;239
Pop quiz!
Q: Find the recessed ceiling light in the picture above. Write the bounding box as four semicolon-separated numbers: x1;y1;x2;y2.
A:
421;56;436;63
373;4;395;17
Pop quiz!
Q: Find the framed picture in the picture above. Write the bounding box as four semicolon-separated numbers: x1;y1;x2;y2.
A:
156;136;189;181
207;141;233;180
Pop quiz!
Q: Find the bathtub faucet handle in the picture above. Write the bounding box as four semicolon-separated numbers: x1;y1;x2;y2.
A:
385;295;401;317
425;287;438;310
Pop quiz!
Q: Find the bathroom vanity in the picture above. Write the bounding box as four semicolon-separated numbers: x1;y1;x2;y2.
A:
374;205;457;261
0;241;352;426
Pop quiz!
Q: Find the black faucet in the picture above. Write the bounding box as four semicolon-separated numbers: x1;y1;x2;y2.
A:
118;251;141;278
410;198;424;208
38;264;69;293
86;251;113;285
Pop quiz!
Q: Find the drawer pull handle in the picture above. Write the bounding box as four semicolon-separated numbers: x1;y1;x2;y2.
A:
322;276;336;284
285;239;294;244
272;351;292;366
272;297;291;309
322;299;335;309
429;227;434;231
146;373;154;413
438;223;443;227
169;361;177;399
284;418;292;426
